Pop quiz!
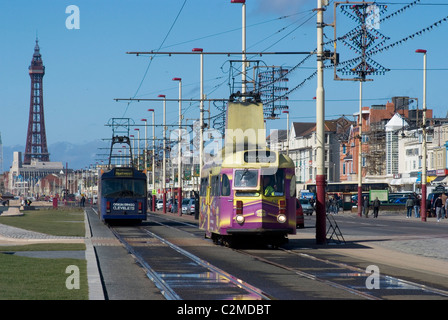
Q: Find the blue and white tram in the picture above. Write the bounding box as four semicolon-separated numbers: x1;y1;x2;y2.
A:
98;167;147;223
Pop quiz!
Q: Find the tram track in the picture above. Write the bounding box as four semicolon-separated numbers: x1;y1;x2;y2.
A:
109;226;180;300
238;247;448;300
151;214;448;299
235;248;380;300
108;214;448;300
279;248;448;298
109;224;273;300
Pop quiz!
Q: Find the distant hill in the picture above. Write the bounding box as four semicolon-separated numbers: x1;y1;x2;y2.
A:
2;140;107;172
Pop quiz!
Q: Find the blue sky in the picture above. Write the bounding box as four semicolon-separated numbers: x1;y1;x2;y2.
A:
0;0;447;169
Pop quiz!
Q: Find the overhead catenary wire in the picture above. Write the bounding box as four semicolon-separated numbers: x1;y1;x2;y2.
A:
122;1;447;138
121;0;188;118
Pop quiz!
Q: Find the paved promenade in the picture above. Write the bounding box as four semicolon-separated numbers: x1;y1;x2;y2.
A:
339;210;448;262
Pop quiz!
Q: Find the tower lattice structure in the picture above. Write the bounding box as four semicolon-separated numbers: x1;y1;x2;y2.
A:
24;39;49;165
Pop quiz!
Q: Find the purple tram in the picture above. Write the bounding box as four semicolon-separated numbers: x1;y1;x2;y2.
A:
199;149;297;247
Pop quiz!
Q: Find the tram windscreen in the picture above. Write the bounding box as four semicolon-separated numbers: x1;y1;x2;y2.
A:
102;178;146;198
234;169;258;188
261;170;285;197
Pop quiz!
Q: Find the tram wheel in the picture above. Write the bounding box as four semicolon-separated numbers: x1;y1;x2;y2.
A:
211;233;220;245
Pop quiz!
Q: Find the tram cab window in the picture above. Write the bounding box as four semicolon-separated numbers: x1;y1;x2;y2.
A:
234;169;258;188
262;171;284;197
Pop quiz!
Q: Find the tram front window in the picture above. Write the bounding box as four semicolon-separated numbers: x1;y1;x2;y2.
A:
102;179;146;198
234;169;258;188
234;169;259;196
262;171;284;197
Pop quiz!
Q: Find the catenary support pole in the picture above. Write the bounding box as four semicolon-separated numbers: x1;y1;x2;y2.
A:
315;0;326;245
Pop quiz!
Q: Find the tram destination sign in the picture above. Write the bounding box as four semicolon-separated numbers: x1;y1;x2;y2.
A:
114;168;134;177
244;150;276;163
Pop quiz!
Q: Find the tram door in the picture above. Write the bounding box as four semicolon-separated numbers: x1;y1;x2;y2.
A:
220;173;231;231
205;173;212;232
199;175;210;232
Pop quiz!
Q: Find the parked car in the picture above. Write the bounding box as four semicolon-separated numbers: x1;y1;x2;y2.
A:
300;198;314;215
296;198;304;228
156;199;163;210
392;197;408;204
181;198;195;215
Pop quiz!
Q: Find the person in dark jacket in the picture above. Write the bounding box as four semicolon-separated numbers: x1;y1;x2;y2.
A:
434;195;443;222
405;196;414;218
372;197;380;218
414;195;421;218
362;196;370;218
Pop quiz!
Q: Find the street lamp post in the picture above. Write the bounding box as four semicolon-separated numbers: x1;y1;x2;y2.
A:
158;94;167;214
134;128;140;170
282;110;289;156
141;118;148;173
416;49;427;222
117;150;122;166
122;146;127;166
130;135;135;167
148;108;156;212
173;77;183;215
192;48;204;184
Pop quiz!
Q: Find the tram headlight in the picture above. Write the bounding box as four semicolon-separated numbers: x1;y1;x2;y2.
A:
235;214;245;224
277;214;287;223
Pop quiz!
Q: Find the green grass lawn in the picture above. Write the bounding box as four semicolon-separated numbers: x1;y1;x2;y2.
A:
0;254;88;300
0;208;85;236
0;208;89;299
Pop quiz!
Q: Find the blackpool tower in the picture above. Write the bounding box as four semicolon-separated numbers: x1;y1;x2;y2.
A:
24;39;49;164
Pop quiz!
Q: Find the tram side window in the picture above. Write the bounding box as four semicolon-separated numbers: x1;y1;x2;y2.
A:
221;174;230;196
211;175;220;196
200;178;208;197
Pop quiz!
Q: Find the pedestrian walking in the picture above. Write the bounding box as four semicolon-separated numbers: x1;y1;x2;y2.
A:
372;197;380;218
405;195;414;218
442;193;447;218
362;196;369;218
445;196;448;219
414;195;421;218
434;195;443;222
330;198;338;214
